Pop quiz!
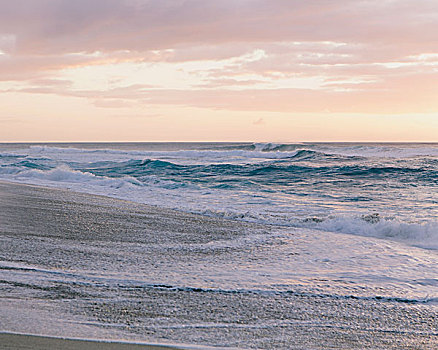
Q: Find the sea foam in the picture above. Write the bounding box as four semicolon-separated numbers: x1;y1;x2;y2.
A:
1;143;436;250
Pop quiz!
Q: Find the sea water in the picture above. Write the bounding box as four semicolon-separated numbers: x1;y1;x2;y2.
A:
0;142;437;348
1;142;437;249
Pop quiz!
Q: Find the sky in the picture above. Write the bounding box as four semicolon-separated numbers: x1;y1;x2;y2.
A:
1;0;438;142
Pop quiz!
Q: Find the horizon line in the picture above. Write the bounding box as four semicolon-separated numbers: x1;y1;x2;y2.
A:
1;140;437;144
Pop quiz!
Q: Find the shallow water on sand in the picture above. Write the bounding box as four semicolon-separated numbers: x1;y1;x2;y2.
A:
1;182;437;349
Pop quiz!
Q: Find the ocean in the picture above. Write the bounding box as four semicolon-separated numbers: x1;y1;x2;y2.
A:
1;142;437;349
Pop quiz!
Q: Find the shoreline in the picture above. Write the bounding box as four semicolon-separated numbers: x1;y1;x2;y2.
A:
1;180;437;349
0;181;266;349
0;332;218;350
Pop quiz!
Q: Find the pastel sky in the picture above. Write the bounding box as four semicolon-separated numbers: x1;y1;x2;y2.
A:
1;0;438;142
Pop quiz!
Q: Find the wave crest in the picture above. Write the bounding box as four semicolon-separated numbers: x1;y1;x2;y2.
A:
4;165;143;189
301;214;438;250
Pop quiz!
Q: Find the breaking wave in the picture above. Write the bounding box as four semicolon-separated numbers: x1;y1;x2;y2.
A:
201;209;438;250
299;214;438;250
1;142;437;250
251;143;438;158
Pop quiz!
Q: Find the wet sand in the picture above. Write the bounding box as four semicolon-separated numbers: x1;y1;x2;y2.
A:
0;333;186;350
1;181;437;349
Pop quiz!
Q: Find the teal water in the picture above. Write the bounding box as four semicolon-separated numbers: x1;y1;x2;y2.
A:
1;142;436;249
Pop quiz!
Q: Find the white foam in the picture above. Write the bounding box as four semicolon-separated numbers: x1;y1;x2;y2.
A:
200;209;438;250
23;145;301;164
2;164;437;250
300;215;438;250
28;143;438;161
313;144;438;158
1;144;437;251
1;165;142;189
253;142;282;151
236;142;438;158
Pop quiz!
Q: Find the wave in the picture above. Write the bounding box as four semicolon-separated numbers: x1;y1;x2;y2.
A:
66;157;437;183
1;165;143;189
245;143;438;159
254;142;288;151
1;143;437;251
141;285;438;305
22;143;438;162
200;209;438;250
5;154;436;180
252;142;318;154
23;145;308;163
307;144;438;159
2;261;436;305
2;167;437;250
300;214;438;250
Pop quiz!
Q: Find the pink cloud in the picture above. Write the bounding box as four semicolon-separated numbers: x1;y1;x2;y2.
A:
0;0;437;115
8;70;438;114
1;1;436;55
93;99;132;108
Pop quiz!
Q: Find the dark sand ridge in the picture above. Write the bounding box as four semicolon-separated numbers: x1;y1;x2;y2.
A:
0;333;185;350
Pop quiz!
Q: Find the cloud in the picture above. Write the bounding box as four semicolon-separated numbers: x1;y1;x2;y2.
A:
1;1;437;55
30;78;73;87
108;113;162;119
0;0;437;115
0;34;16;53
0;117;25;124
10;78;437;114
195;78;267;88
93;99;132;108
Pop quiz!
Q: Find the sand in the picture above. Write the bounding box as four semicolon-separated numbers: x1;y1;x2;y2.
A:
1;181;437;349
0;333;186;350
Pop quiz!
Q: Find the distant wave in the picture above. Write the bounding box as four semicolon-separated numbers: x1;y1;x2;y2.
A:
24;145;307;162
23;143;438;160
245;143;438;159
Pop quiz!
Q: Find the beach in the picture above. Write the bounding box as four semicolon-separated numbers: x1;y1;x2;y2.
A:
1;180;437;349
2;0;438;346
0;333;186;350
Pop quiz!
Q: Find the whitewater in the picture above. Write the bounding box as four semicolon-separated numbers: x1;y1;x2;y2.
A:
1;142;437;250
